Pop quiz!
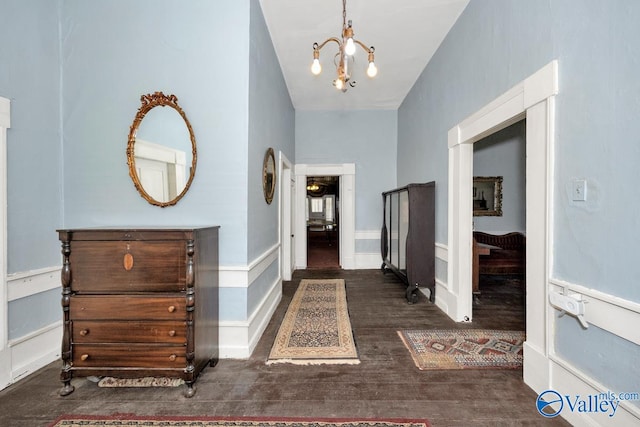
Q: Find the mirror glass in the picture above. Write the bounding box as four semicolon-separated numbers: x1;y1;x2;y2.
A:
263;148;276;204
127;92;196;207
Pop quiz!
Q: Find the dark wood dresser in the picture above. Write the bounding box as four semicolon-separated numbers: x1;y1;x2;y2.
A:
57;227;219;397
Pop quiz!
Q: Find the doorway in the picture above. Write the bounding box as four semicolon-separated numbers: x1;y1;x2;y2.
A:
294;163;355;270
446;60;558;393
472;120;527;329
306;176;340;269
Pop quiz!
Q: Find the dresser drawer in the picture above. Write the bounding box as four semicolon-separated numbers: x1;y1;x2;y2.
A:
69;240;186;292
70;295;186;320
72;345;186;368
72;320;187;344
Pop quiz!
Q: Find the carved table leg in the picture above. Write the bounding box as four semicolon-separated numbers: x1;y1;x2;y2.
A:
184;382;196;398
59;381;75;396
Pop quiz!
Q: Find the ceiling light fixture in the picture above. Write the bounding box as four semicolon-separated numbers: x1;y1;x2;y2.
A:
311;0;377;92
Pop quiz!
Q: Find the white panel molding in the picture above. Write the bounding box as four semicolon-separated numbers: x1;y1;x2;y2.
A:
435;242;448;263
8;321;61;385
0;96;10;390
354;253;381;269
549;356;640;425
217;244;282;358
219;275;281;358
7;266;60;301
355;230;379;240
219;243;279;288
549;278;640;346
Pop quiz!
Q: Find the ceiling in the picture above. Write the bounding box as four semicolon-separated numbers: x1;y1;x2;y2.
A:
258;0;470;111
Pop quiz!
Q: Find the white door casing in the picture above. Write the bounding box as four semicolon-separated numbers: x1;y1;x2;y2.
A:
279;152;294;281
445;61;558;393
294;164;355;270
0;96;11;388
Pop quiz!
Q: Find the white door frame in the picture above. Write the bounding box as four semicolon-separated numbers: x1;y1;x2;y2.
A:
445;61;558;393
294;163;355;270
0;96;11;388
279;152;294;281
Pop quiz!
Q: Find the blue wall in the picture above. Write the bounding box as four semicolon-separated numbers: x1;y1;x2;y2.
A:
399;0;640;404
295;110;397;233
0;0;63;274
473;120;526;234
61;0;252;267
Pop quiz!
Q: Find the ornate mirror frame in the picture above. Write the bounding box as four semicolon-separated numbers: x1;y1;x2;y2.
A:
473;176;503;216
263;147;276;204
126;92;197;207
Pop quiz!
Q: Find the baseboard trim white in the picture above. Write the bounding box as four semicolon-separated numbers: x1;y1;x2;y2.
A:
219;276;282;359
7;321;61;386
548;355;640;425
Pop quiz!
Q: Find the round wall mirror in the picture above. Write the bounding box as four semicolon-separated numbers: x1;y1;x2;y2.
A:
127;92;197;207
263;148;276;204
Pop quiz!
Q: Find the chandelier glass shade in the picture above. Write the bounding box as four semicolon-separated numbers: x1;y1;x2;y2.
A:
311;0;377;92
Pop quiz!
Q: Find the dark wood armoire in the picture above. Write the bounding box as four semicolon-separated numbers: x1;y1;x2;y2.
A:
381;182;435;303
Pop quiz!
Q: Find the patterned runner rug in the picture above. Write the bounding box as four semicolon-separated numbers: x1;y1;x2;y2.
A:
398;329;524;370
49;415;431;427
267;278;359;365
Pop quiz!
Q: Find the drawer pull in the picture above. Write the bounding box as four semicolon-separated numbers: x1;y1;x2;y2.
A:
167;305;176;313
123;253;134;271
168;330;176;337
79;329;89;336
168;354;177;362
80;354;89;361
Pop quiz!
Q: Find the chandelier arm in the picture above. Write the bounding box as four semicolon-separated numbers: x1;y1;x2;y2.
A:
354;40;374;53
315;37;342;52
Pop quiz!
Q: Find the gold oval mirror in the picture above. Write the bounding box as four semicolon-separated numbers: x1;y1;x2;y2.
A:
263;148;276;204
127;92;197;207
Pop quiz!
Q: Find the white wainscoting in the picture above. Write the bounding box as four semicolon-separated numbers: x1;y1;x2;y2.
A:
354;230;381;269
3;267;62;388
428;244;640;425
218;243;282;358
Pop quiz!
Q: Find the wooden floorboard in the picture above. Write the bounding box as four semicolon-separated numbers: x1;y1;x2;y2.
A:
0;269;569;426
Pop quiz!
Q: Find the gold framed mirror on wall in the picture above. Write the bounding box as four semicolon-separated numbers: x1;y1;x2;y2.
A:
126;92;197;207
263;148;276;204
473;176;503;216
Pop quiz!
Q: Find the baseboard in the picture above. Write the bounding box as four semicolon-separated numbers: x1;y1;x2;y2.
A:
522;341;549;394
548;356;640;425
354;252;381;269
219;276;282;359
7;321;61;385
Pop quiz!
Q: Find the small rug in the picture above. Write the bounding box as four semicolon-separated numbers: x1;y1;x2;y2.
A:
97;376;184;388
398;329;525;370
267;278;359;365
49;415;431;427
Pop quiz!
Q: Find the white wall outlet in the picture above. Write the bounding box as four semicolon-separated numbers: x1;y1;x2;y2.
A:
572;179;587;201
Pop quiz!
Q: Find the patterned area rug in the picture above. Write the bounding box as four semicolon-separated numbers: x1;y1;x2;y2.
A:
398;329;525;370
267;278;359;365
49;415;431;427
97;377;184;388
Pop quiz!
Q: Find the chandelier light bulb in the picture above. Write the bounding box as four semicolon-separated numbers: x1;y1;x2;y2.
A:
345;37;356;56
311;0;376;92
367;61;378;78
311;58;322;75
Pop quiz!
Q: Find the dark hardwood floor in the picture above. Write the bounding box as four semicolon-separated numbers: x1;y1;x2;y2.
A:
0;269;568;426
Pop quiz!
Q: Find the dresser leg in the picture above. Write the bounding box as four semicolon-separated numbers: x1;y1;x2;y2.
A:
59;382;75;396
184;383;196;398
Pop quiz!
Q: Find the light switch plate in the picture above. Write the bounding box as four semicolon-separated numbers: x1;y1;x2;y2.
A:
572;179;587;201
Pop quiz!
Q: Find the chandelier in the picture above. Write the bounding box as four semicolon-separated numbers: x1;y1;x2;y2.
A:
310;0;377;92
